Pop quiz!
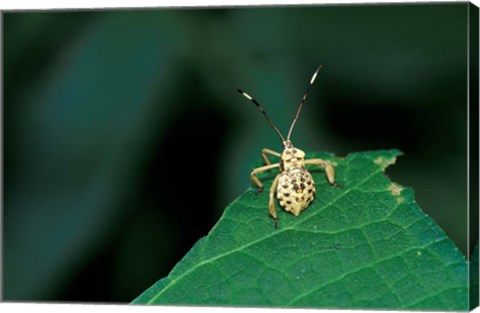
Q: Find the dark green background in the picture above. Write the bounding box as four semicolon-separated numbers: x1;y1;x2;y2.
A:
3;3;470;303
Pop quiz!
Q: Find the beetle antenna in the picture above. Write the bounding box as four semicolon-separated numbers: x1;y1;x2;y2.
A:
237;88;286;143
287;65;322;140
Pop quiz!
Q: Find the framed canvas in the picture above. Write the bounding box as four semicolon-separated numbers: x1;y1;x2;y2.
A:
2;1;479;311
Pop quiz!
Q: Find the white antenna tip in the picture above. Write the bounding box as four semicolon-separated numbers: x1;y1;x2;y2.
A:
310;65;322;85
242;92;253;100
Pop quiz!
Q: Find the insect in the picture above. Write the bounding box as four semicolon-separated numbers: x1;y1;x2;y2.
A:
237;65;340;228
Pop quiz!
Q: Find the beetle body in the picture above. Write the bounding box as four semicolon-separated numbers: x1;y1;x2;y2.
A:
277;146;315;216
237;65;340;228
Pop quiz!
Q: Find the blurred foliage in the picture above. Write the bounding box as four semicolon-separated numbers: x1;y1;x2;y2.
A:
3;3;471;303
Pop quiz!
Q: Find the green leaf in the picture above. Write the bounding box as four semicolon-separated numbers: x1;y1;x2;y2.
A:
132;150;468;310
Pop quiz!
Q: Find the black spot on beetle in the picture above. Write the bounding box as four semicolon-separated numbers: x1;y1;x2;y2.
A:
284;193;290;197
286;200;292;205
282;184;288;189
300;183;306;189
308;188;313;193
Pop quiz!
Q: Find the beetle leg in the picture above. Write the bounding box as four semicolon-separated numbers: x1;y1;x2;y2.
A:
250;163;280;194
261;148;281;165
269;174;280;229
304;158;342;187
